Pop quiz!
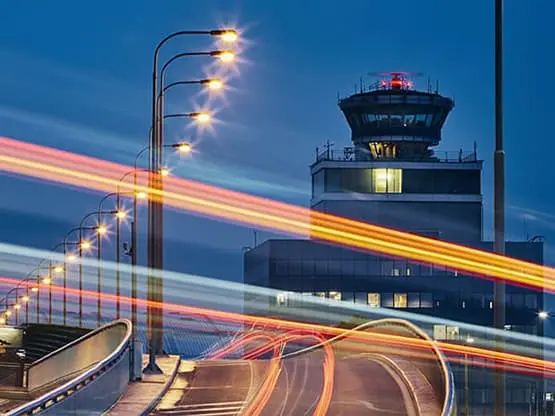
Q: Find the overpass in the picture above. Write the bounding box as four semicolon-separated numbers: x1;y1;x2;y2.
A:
0;318;454;415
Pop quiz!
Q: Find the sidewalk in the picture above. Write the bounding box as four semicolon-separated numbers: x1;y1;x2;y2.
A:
107;354;181;416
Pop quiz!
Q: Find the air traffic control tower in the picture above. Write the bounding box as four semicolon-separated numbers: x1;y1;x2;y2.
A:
311;73;482;242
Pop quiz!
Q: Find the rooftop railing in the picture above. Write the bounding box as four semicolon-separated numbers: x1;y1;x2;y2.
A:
314;146;479;164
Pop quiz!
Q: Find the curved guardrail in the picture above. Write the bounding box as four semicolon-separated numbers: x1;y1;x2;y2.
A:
6;319;132;416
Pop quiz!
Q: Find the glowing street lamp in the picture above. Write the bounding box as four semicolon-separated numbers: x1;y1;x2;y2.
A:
115;210;127;220
211;29;239;43
201;78;224;91
20;295;29;302
211;50;235;63
80;240;92;250
53;265;64;274
175;142;192;154
160;167;170;177
191;112;211;123
96;225;108;235
136;191;148;200
539;311;549;320
41;277;51;285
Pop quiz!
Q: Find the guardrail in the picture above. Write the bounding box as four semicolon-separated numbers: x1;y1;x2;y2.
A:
7;319;131;415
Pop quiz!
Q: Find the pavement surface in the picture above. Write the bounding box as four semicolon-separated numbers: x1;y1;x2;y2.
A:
107;354;182;416
152;360;269;415
149;352;427;415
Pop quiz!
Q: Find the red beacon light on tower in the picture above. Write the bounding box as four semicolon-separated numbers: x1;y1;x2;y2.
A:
373;72;417;91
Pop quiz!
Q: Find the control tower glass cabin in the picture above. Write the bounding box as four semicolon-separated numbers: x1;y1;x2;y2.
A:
311;74;483;242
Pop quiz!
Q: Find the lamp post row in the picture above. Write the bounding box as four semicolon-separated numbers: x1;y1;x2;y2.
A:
0;26;238;373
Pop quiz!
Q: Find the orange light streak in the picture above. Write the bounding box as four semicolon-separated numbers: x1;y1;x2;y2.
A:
0;137;553;292
0;276;551;378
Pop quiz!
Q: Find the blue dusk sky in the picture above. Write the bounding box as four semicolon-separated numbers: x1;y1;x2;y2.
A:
0;0;554;284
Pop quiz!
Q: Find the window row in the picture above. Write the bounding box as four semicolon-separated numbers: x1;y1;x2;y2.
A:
312;168;481;196
276;291;433;309
275;291;540;311
271;259;442;277
359;113;438;128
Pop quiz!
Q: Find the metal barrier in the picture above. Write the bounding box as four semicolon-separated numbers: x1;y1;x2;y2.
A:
7;319;131;415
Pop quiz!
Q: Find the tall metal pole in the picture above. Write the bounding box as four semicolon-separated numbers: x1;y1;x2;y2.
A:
493;0;506;414
48;263;53;324
116;194;121;319
97;231;102;327
14;289;19;325
147;37;162;373
36;277;40;324
25;285;29;324
78;228;83;327
131;171;138;342
63;246;68;326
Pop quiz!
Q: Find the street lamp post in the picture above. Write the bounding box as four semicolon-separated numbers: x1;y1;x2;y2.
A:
79;210;119;327
146;29;237;373
493;0;505;415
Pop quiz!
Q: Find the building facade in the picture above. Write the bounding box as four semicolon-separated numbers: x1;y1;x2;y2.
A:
244;74;546;415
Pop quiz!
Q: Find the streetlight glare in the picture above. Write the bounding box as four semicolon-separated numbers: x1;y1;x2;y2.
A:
160;167;170;177
42;277;51;285
116;210;127;220
0;318;5;325
21;295;29;302
136;191;148;200
211;29;238;43
30;287;39;293
176;142;192;154
53;265;64;273
205;79;224;91
194;112;211;123
80;240;92;250
14;304;21;310
212;50;235;63
96;225;108;235
5;310;11;316
66;254;77;262
539;311;549;319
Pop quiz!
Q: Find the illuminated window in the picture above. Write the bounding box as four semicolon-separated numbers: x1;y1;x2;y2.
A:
372;169;402;193
433;325;459;340
367;293;381;308
329;291;341;301
446;326;459;340
394;293;407;308
276;293;287;306
433;325;446;340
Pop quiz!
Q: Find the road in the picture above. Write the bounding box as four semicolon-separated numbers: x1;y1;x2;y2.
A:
151;352;431;415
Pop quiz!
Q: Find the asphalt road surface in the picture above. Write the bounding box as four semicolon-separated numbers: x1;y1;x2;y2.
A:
151;352;427;415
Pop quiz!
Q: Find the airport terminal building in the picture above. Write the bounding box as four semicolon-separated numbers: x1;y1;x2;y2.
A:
244;74;546;415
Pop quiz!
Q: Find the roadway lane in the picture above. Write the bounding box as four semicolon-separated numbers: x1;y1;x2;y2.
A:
152;360;269;415
258;350;414;415
327;356;414;415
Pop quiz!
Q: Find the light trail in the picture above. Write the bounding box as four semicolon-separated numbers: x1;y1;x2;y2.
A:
0;275;551;379
0;136;554;292
213;331;334;416
0;242;551;366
